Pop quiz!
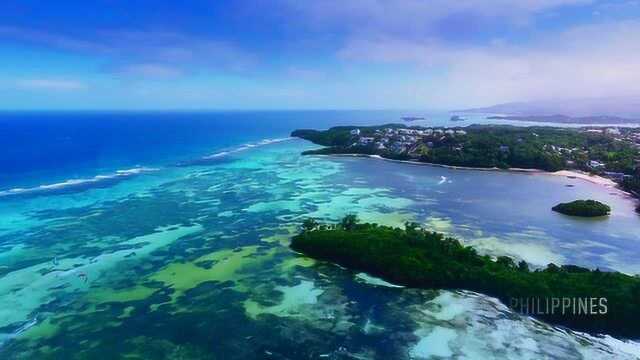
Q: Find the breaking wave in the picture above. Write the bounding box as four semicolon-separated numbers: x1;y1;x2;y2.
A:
177;137;293;166
203;137;293;159
1;137;294;199
0;167;159;199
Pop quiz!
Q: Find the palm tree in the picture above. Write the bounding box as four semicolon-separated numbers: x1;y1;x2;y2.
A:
404;221;422;233
340;214;359;231
301;218;318;232
517;260;530;272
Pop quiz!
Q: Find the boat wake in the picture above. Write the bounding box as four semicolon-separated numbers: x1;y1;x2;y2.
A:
437;176;452;185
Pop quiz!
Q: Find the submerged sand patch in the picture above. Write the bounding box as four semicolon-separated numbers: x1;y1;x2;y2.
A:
244;280;324;319
149;245;275;307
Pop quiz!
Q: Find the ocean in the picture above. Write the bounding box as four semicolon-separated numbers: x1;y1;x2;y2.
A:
0;111;411;191
1;111;639;359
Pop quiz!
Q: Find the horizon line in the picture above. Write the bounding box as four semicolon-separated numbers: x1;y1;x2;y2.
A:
0;108;454;113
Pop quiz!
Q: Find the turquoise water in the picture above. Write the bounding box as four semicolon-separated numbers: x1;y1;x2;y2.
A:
0;110;412;191
1;113;640;359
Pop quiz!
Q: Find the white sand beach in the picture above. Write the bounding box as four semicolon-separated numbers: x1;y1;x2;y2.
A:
326;153;630;195
549;170;617;187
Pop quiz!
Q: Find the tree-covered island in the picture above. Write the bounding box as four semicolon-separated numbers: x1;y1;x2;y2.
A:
552;200;611;217
292;216;640;338
292;124;640;210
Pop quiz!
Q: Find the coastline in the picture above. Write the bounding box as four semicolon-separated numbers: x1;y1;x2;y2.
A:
320;153;629;195
549;170;617;187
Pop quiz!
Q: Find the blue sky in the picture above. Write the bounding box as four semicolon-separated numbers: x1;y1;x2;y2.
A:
0;0;639;110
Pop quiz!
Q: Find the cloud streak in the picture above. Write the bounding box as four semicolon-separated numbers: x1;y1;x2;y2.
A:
280;0;594;36
0;1;637;109
0;27;257;79
334;19;640;107
16;79;87;91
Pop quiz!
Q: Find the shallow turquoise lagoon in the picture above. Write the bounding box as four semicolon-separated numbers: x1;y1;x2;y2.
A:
1;139;639;359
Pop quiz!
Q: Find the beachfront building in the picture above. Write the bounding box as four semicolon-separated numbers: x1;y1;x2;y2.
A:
585;129;603;133
358;137;375;145
604;171;625;181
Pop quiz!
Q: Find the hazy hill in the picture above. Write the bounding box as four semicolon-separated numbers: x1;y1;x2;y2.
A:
458;97;640;123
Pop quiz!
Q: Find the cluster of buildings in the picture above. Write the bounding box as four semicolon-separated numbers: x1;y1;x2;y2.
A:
350;127;467;155
346;126;640;183
580;127;640;180
583;127;640;148
585;161;629;182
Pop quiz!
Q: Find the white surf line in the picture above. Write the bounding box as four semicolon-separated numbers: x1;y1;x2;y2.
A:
322;153;635;197
203;137;294;159
0;167;160;198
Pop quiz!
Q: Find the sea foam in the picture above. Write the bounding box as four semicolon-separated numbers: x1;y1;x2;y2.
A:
203;137;293;159
1;137;293;198
0;167;159;199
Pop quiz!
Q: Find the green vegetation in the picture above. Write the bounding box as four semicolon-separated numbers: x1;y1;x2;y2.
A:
293;124;640;214
291;127;360;147
621;175;640;213
292;124;640;173
623;175;640;194
292;215;640;338
417;126;564;171
622;175;640;214
301;218;319;232
552;200;611;217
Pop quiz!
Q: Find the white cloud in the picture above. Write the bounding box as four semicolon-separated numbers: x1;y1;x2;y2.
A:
2;1;633;109
271;0;628;108
333;19;640;107
98;30;257;71
280;0;593;35
286;66;327;80
115;63;184;78
16;79;87;91
0;27;257;79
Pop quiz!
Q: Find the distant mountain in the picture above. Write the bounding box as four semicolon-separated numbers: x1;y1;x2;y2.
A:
457;97;640;123
485;114;637;124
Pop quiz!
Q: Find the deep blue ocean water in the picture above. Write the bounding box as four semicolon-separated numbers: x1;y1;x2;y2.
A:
3;110;631;193
0;110;412;191
1;111;640;358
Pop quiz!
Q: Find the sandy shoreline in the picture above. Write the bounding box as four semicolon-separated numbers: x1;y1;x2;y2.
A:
549;170;617;187
324;153;628;194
